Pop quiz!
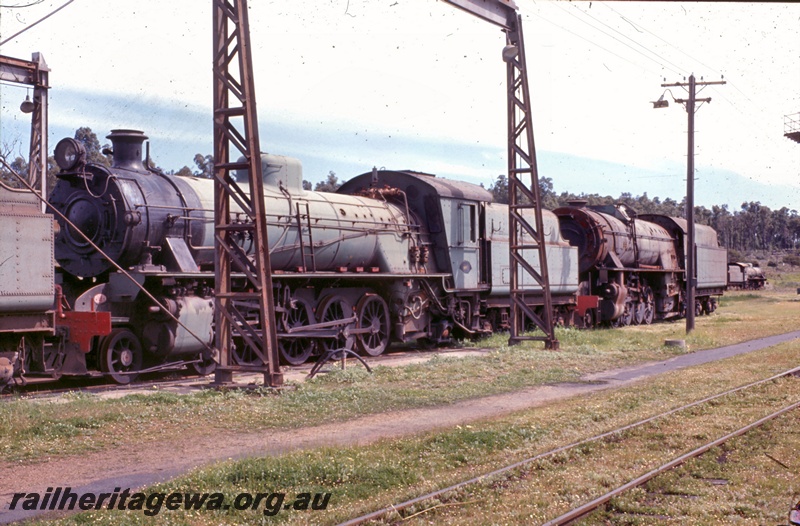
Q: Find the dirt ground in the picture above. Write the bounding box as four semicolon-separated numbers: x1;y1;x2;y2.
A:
3;330;799;524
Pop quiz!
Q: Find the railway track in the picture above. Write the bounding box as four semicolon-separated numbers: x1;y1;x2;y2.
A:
0;370;207;399
541;399;800;525
338;365;800;526
0;346;490;399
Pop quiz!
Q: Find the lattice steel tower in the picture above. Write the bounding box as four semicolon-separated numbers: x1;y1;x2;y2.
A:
212;0;283;387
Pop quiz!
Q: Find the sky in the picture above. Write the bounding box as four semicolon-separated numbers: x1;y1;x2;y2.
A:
0;0;798;211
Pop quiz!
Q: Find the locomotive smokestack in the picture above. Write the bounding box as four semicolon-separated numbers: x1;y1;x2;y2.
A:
567;199;588;208
106;129;148;171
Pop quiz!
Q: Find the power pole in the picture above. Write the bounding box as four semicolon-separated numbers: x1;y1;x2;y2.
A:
211;0;283;387
658;74;725;334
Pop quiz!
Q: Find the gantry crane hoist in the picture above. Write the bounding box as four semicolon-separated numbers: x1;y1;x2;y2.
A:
0;52;49;204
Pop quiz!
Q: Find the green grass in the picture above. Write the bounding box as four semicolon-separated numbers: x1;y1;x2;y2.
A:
32;340;800;525
762;267;800;289
8;283;800;525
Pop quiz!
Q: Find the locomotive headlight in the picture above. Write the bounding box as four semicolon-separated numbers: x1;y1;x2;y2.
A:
54;138;87;171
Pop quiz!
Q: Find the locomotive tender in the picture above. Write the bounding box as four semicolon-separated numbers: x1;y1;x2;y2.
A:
0;164;110;386
0;128;726;387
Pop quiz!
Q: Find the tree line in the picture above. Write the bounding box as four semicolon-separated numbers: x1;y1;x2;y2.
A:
488;173;800;257
1;128;796;256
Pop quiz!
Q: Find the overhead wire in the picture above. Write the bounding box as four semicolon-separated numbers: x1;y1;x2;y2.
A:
0;0;76;47
601;2;721;77
598;0;765;107
0;1;44;8
521;1;796;191
524;9;662;78
599;3;766;116
564;2;686;77
587;2;790;167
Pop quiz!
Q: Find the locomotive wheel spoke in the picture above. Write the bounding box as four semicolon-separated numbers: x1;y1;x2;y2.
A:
100;328;142;385
317;295;355;354
642;287;655;325
279;298;315;365
633;301;645;325
356;294;390;357
232;336;261;366
620;304;633;326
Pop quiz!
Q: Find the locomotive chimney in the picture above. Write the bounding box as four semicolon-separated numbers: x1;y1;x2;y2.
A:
567;199;588;208
106;129;148;171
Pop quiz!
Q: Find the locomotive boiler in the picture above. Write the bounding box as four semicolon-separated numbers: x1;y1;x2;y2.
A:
51;131;415;279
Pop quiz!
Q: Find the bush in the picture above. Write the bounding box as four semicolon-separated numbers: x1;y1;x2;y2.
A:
726;249;743;263
783;255;800;267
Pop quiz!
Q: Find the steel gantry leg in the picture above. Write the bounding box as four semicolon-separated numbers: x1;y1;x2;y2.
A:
442;1;558;349
504;16;558;349
212;0;283;387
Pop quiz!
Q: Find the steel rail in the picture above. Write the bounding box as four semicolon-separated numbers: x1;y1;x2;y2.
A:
543;399;800;525
1;369;224;399
337;365;800;526
2;345;484;397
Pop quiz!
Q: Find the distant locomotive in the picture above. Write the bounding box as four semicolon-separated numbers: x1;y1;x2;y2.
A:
0;128;727;387
727;262;767;290
554;201;727;325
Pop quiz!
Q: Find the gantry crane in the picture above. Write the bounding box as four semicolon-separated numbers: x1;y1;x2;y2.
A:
211;0;558;387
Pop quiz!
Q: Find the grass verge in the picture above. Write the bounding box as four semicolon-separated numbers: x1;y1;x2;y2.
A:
28;334;800;525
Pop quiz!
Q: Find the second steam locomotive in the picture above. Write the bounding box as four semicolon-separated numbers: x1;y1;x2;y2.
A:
1;129;727;386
